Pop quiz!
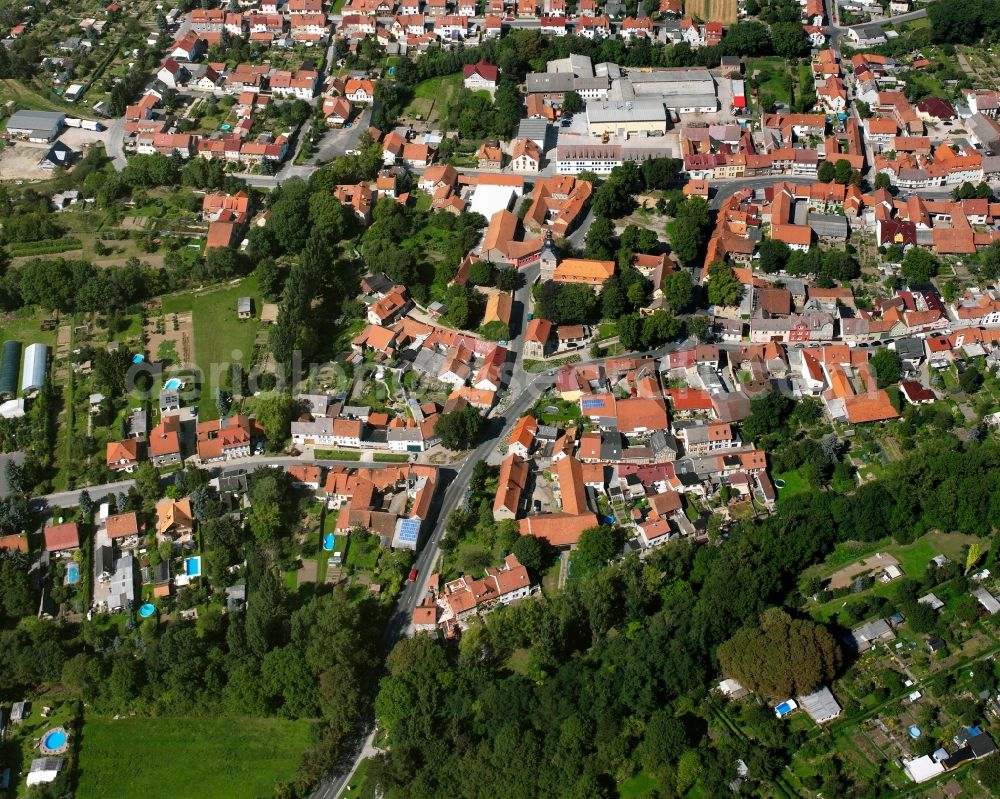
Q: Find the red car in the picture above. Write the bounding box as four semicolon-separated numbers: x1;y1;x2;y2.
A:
407;567;418;583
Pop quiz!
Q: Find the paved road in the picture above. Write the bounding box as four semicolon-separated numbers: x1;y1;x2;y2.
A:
566;206;595;251
307;367;555;799
104;115;128;171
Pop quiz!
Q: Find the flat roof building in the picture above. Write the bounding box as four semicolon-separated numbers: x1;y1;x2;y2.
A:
586;99;667;136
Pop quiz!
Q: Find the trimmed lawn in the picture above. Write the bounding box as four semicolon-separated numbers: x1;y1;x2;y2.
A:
315;449;362;461
0;310;59;350
76;716;313;799
162;275;262;420
532;397;582;425
505;647;533;676
412;72;462;101
619;770;658;798
745;57;793;107
346;536;380;571
596;321;618;340
773;469;808;502
373;453;410;462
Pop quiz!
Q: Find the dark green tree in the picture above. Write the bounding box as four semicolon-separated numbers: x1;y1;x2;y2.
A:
434;406;484;450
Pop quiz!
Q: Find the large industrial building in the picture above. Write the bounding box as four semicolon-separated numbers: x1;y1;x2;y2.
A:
585;99;669;137
5;110;66;142
618;68;718;113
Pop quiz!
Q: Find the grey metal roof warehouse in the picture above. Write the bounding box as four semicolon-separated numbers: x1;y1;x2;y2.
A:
5;110;65;140
516;118;549;148
0;341;21;397
809;213;849;240
526;72;576;93
586;99;667;124
626;68;715;86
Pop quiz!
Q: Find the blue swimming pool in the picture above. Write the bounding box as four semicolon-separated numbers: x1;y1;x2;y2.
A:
164;377;183;390
185;556;202;577
42;730;67;751
323;533;335;551
132;354;145;364
65;562;80;584
138;603;156;619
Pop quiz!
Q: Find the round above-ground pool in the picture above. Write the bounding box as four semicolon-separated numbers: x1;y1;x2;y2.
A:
164;377;184;390
40;728;69;755
132;354;145;364
323;533;335;551
138;603;156;619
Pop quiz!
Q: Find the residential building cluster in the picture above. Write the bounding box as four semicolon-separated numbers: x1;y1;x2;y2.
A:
106;388;263;473
490;351;775;551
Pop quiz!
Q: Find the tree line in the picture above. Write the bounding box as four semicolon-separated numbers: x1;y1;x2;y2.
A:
362;433;1000;798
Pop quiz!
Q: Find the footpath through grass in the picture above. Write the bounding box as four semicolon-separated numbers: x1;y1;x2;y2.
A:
76;715;313;799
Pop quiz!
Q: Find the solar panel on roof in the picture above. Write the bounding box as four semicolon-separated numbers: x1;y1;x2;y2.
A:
582;398;604;409
398;518;420;543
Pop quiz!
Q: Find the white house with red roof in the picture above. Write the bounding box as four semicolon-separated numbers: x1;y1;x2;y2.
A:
463;61;499;94
170;31;205;61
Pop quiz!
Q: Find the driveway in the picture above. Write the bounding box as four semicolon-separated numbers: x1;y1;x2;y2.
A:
310;106;372;164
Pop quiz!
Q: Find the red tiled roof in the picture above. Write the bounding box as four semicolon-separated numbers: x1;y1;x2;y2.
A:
44;522;80;552
107;512;140;538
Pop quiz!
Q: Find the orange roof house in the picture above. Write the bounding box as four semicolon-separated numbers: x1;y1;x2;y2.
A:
844;392;899;424
555;455;589;515
507;415;538;458
196;415;259;462
106;439;140;472
149;415;182;463
157;497;194;536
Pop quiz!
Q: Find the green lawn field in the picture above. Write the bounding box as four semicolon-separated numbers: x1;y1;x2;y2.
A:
773;468;808;502
76;716;313;799
162;275;262;420
404;72;463;124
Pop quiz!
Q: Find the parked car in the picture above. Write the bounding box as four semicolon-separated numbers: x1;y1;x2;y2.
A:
408;567;418;583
